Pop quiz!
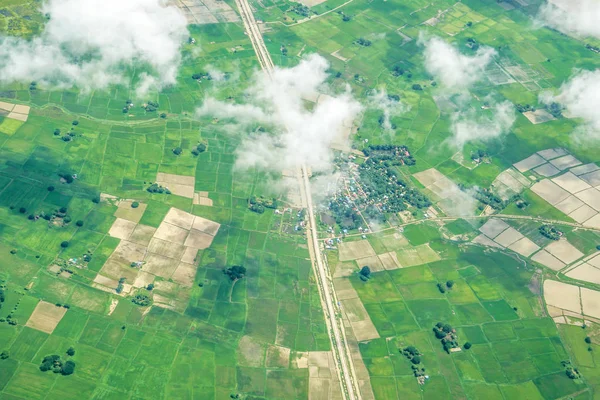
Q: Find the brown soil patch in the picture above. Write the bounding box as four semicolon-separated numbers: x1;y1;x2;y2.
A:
508;237;540;257
194;195;213;206
163;207;195;230
101;240;147;281
514;154;546;172
338;240;376;262
531;179;571;205
266;345;291;368
545;239;584;264
156;173;195;199
171;262;197;287
0;102;14;112
93;274;119;288
7;112;27;122
133;271;155;288
154;222;189;244
47;265;61;274
12;105;30;114
114;200;147;223
142;253;179;278
479;218;509;238
523;109;555;124
185;229;215;249
566;263;600;285
555;196;585;214
108;218;137;240
532;250;565;271
26;301;67;334
108;299;119;316
544;280;581;313
581;287;600;319
378;252;401;270
148;237;186;259
128;224;157;246
181;246;200;264
333;278;359;300
494;227;524;247
355;255;383;272
192;216;221;236
237;335;265;367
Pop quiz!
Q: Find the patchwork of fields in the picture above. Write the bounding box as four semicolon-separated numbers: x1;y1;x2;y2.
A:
2;0;600;398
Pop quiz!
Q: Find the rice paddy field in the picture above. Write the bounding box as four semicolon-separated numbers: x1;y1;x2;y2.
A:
1;0;600;398
0;16;333;400
346;238;589;400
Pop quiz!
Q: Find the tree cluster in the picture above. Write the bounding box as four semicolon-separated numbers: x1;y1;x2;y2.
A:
132;293;151;306
562;361;580;379
146;183;171;195
191;143;207;156
224;265;247;281
192;72;211;80
437;280;454;294
39;354;76;375
547;102;563;118
248;196;277;214
355;38;372;47
292;4;310;17
116;277;126;294
539;224;561;241
144;101;159;112
433;322;459;353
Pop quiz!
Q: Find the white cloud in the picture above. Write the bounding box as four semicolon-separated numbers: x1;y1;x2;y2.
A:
419;34;496;90
540;69;600;140
0;0;188;94
197;54;363;172
449;101;516;148
538;0;600;39
367;89;408;131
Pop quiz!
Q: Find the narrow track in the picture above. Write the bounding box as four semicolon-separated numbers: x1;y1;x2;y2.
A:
233;1;361;398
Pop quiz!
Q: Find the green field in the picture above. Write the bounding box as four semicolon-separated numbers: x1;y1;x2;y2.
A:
0;0;600;398
350;247;588;399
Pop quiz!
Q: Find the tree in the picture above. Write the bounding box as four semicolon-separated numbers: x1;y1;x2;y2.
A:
131;201;140;209
47;186;55;192
173;147;182;156
412;84;423;91
463;342;472;350
53;129;61;136
225;265;247;281
116;277;125;294
61;360;75;375
411;355;421;364
360;266;371;279
72;120;79;126
76;220;84;227
146;283;154;291
60;241;69;248
66;347;75;356
0;350;8;359
585;337;592;344
132;294;151;306
446;280;454;289
19;207;26;214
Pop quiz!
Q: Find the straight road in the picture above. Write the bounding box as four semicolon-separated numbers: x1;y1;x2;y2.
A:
233;0;361;398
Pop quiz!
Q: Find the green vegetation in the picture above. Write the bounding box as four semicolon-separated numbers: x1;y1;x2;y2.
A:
539;224;562;241
224;265;247;281
39;354;76;376
248;196;277;214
